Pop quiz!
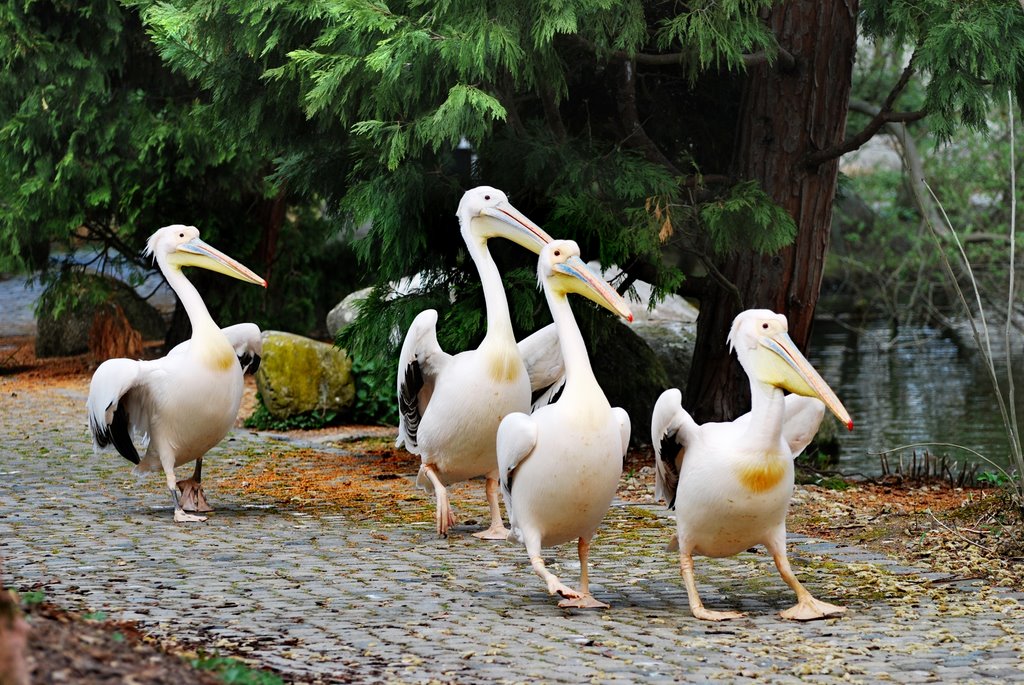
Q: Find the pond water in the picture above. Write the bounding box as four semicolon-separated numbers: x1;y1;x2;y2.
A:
806;319;1024;477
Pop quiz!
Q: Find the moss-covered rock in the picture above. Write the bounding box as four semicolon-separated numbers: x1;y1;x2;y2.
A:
256;331;355;419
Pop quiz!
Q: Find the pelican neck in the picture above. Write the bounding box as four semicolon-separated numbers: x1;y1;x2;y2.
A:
545;286;600;398
161;260;224;344
744;375;788;449
465;233;516;344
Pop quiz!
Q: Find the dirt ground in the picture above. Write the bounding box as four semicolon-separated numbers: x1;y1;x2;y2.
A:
1;337;1021;684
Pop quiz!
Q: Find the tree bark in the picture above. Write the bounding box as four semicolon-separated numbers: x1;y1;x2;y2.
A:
685;0;859;423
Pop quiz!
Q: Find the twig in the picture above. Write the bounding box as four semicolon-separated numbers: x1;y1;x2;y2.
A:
871;442;1013;484
1005;90;1023;471
925;509;997;555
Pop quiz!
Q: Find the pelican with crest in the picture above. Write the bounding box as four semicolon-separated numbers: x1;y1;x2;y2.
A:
396;186;558;539
652;309;853;621
87;225;266;523
497;240;633;608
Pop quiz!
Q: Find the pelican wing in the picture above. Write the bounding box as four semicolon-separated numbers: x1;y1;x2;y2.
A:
396;309;452;450
781;395;826;458
496;411;538;502
168;322;263;375
651;388;697;509
87;358;156;465
517;323;565;410
614;406;631;457
222;323;263;374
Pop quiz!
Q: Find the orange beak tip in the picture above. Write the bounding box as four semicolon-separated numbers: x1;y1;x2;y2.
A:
846;420;854;432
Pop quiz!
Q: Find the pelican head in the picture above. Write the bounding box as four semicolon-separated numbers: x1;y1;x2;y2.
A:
729;309;852;430
540;240;633;322
457;186;553;254
146;224;267;287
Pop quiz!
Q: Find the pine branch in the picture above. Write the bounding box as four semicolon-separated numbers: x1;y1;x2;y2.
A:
804;56;925;168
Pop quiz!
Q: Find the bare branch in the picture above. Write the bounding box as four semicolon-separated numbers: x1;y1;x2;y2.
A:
804;57;923;168
538;84;567;143
495;72;527;138
613;58;682;176
847;98;944;235
566;34;795;73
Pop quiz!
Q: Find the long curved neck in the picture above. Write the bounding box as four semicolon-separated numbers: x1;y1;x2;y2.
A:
744;371;787;450
464;230;515;344
160;257;226;354
545;286;602;400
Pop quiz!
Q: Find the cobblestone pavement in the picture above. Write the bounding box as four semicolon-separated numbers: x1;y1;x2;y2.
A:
2;378;1023;683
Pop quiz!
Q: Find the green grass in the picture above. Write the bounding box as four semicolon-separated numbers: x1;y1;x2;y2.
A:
191;655;285;685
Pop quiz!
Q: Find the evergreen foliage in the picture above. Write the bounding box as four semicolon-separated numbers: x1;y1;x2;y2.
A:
131;0;793;370
860;0;1024;139
0;1;346;336
2;0;1024;421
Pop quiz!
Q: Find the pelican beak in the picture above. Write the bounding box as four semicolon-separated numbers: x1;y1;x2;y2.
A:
756;331;853;430
480;201;553;253
553;256;633;322
169;238;268;287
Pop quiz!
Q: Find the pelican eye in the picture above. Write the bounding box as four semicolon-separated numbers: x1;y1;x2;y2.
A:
762;323;769;330
553;249;561;257
179;232;185;238
484;195;491;201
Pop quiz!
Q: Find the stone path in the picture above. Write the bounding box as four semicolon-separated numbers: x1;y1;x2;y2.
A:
1;378;1023;683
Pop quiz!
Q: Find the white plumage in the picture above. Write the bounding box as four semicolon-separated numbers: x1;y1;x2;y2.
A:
87;225;265;523
396;187;559;538
652;309;853;620
498;240;633;608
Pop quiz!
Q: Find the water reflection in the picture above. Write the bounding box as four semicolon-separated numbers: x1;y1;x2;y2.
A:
807;320;1023;476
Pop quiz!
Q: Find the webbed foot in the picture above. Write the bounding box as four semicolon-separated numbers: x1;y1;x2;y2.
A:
558;594;609;609
177;478;213;513
780;597;846;621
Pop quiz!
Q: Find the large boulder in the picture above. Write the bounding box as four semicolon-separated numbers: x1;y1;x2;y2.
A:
325;287;370;339
617;276;698;392
35;274;166;358
632;319;696;389
256;330;355;419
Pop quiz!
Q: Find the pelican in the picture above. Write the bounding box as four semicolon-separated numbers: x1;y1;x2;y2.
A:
497;240;633;608
652;309;853;621
87;225;266;523
397;186;557;539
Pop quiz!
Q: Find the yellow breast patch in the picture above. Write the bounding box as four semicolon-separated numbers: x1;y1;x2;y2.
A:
736;459;787;493
487;347;522;384
200;343;237;372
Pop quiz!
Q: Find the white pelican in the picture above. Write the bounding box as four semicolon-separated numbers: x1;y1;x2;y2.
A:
87;225;266;523
652;309;853;621
397;186;556;539
497;240;633;608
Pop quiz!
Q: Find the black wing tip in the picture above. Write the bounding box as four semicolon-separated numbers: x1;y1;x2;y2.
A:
657;432;681;510
93;404;140;465
399;359;424;448
239;352;262;375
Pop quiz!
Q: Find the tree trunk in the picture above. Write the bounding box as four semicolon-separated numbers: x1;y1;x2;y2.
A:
685;0;859;423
